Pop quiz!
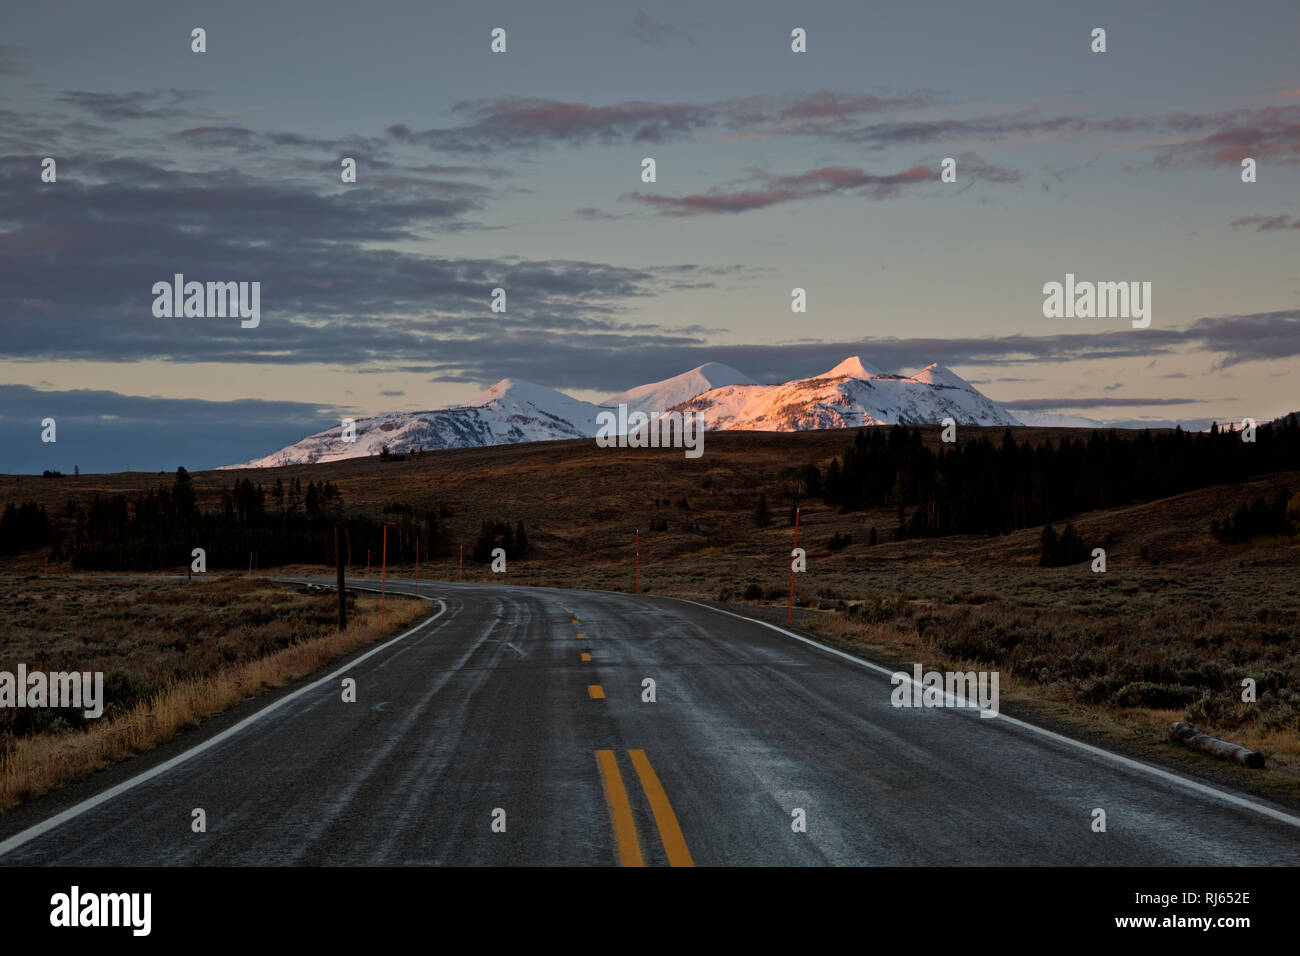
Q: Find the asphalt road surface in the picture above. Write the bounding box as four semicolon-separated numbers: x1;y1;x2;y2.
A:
2;579;1298;865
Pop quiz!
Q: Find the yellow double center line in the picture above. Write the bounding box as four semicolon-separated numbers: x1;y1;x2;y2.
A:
594;749;694;867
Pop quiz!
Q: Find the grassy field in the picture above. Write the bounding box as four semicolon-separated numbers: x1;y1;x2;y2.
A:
2;425;1297;801
0;576;427;811
791;560;1300;801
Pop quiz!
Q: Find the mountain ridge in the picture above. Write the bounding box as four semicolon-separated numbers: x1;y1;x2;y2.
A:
222;356;1025;468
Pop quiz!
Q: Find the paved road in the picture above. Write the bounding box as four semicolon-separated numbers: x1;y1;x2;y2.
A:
2;579;1298;865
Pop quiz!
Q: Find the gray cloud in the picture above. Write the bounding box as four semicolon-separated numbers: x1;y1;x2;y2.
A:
1186;309;1300;367
57;89;210;121
2;139;1294;392
0;154;718;367
369;94;1300;175
1152;105;1300;168
629;12;696;46
949;151;1022;184
385;90;931;152
389;329;1187;393
171;124;386;158
841;105;1300;168
388;312;1296;395
1001;396;1205;410
622;162;946;215
0;384;343;473
574;206;622;221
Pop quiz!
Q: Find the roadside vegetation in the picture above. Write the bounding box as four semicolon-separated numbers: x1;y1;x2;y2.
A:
0;576;427;811
798;564;1299;772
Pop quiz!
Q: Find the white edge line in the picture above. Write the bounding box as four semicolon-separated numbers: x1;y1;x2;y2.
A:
0;592;447;859
671;597;1300;830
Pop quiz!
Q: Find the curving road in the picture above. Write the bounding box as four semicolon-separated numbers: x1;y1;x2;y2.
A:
2;579;1298;866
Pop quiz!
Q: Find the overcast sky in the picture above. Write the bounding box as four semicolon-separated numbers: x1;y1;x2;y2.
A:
2;0;1298;472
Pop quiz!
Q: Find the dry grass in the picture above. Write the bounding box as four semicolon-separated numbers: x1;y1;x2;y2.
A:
0;577;427;811
797;572;1300;799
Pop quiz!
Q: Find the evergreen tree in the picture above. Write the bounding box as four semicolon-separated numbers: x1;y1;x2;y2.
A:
173;467;197;523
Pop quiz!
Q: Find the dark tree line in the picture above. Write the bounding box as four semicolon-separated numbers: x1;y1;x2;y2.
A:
1040;523;1090;566
0;467;452;571
814;417;1300;540
1213;487;1296;543
471;520;529;562
0;502;49;555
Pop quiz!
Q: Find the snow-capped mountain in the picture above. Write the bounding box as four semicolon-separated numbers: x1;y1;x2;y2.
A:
823;356;884;380
461;378;607;434
223;357;1022;468
225;378;600;469
603;361;754;415
675;361;1022;431
1012;410;1107;428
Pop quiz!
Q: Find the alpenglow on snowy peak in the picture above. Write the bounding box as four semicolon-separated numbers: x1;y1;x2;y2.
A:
222;358;1024;468
673;359;1023;432
601;362;755;415
821;356;883;380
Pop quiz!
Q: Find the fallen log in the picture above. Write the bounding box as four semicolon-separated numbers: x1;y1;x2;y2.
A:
1169;722;1264;768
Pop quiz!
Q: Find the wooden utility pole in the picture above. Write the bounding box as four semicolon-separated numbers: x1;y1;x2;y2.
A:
335;522;347;630
635;529;640;594
415;536;420;598
381;524;388;625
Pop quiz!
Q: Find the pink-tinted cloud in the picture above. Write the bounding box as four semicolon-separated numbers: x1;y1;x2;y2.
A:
1151;106;1300;167
774;91;933;123
841;105;1300;170
385;91;931;151
625;186;802;215
775;163;932;197
1230;214;1300;232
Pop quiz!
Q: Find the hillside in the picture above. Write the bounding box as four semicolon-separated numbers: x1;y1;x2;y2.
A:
5;424;1295;583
